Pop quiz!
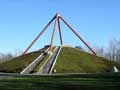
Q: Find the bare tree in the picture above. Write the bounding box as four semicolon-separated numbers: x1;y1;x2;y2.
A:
0;53;14;63
85;39;120;62
94;46;104;57
104;39;120;62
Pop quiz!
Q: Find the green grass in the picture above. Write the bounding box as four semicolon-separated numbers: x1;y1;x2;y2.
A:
33;54;50;73
0;47;120;74
54;47;120;73
0;48;46;73
0;73;120;90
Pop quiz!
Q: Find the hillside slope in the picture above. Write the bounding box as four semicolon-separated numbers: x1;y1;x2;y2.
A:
0;47;120;74
53;47;120;73
0;48;46;73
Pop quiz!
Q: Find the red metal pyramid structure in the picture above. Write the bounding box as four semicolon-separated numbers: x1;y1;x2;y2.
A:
23;13;96;55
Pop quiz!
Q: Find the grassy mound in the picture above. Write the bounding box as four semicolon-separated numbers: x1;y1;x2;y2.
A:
54;47;120;73
0;46;120;74
0;48;46;73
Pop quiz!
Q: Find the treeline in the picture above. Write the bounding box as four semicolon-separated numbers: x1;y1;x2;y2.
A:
94;39;120;62
0;53;14;63
0;50;22;63
76;39;120;62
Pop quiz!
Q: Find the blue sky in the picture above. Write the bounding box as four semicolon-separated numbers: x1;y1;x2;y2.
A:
0;0;120;54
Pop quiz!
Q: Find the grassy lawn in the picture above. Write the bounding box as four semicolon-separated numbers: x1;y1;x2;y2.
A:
0;73;120;90
0;48;46;73
54;47;120;73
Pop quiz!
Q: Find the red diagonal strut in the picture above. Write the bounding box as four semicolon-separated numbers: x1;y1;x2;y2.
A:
23;15;56;55
59;16;96;55
49;16;57;52
57;16;63;45
23;13;96;56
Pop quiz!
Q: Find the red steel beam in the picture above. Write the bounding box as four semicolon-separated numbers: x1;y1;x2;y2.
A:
60;16;96;55
57;16;63;45
49;17;57;52
22;15;56;55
